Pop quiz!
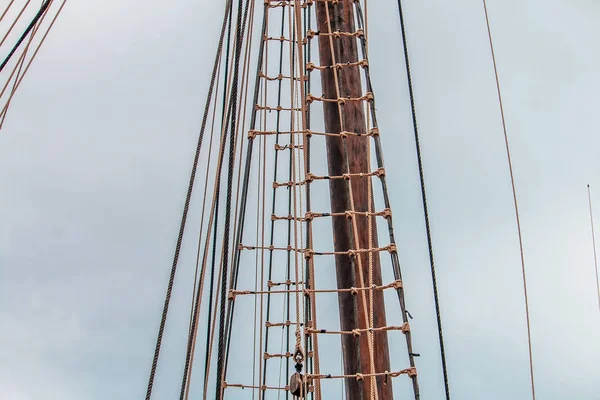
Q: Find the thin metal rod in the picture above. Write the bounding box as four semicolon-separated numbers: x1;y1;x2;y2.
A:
587;184;600;311
482;1;536;399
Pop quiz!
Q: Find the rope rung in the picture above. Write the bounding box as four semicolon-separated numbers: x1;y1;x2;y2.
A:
306;92;374;105
248;127;379;139
306;59;369;71
306;28;364;39
259;71;306;82
229;280;403;299
305;367;417;382
265;320;303;328
305;323;410;337
274;143;304;151
254;104;302;112
237;243;398;256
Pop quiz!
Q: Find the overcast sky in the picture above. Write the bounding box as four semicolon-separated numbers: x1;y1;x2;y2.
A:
1;0;600;399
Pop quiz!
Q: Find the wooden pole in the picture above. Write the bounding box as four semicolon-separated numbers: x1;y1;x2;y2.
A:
315;1;393;399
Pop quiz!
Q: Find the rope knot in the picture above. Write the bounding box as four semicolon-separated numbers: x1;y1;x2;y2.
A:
355;372;364;381
382;208;392;219
400;322;411;333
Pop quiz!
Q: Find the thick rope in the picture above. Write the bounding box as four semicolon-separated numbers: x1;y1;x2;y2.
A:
482;2;536;399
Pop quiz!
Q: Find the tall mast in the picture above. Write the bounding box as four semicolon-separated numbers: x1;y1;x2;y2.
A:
315;2;393;399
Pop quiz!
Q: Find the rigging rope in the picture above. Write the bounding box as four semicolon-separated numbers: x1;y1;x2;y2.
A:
261;4;290;399
0;0;67;130
587;185;600;311
216;0;252;397
0;0;32;48
144;1;234;398
394;1;450;398
0;0;16;25
0;0;52;73
482;2;536;399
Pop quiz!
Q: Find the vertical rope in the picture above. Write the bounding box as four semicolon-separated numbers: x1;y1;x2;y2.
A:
144;1;234;398
587;185;600;311
353;2;421;397
482;2;536;399
394;1;450;398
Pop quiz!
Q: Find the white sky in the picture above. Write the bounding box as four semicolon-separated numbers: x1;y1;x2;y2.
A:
1;0;600;399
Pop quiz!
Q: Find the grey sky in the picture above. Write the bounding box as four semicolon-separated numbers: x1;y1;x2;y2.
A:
1;0;600;399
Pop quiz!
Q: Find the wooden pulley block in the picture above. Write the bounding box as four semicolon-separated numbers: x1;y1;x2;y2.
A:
289;372;304;397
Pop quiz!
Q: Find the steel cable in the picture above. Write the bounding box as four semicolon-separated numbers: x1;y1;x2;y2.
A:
394;1;451;398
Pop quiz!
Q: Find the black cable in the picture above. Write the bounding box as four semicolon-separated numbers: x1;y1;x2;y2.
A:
221;0;269;391
395;1;451;399
144;1;234;399
179;2;236;394
0;0;51;73
215;0;249;397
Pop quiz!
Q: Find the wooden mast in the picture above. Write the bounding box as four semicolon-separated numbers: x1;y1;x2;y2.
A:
315;1;393;399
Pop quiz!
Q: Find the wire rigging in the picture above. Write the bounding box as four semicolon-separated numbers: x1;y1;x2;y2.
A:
0;0;51;73
143;1;235;398
587;185;600;312
394;1;451;398
482;2;536;399
0;0;68;130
